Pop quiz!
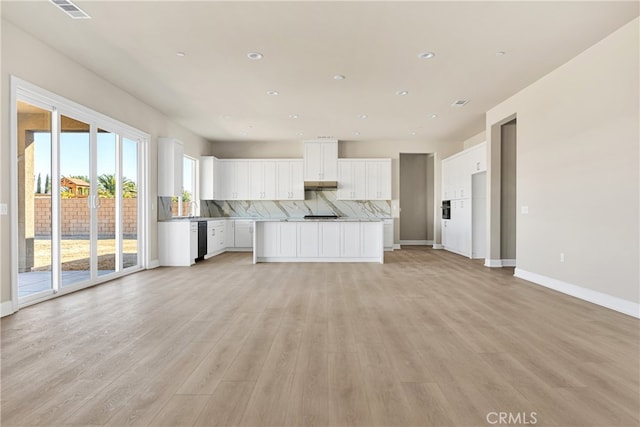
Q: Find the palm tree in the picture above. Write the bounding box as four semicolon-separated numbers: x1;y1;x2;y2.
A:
97;174;137;198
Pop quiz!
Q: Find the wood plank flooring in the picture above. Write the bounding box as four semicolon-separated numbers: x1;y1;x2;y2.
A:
1;247;638;426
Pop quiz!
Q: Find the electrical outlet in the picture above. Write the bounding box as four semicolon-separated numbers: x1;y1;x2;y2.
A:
560;252;565;263
0;203;7;215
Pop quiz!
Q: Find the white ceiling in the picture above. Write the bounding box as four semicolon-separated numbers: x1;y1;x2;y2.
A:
3;1;638;144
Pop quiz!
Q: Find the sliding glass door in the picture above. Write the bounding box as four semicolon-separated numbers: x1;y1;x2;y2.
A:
16;93;144;305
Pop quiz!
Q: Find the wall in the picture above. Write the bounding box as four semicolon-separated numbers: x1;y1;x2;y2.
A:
1;19;211;306
486;18;639;306
500;120;517;260
399;153;429;241
211;139;462;244
463;131;486;150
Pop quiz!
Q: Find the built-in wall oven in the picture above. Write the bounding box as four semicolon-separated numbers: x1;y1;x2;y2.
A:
441;200;451;219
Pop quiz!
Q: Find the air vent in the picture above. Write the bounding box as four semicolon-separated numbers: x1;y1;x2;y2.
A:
50;0;91;19
451;99;470;107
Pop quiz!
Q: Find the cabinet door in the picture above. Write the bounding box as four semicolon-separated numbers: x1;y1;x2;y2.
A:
219;161;234;200
235;220;253;248
200;156;215;200
235;161;251;200
278;223;297;257
341;222;361;257
304;142;323;181
361;222;381;258
258;222;278;257
158;138;183;197
262;161;276;200
250;161;263;200
225;220;235;248
216;225;226;250
319;222;340;257
383;219;393;249
207;221;215;255
321;141;338;180
337;161;353;200
352;161;367;199
365;162;380;200
290;161;304;200
276;161;290;200
297;223;319;257
378;160;392;200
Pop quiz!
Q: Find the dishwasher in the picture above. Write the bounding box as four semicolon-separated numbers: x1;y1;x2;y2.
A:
197;221;207;261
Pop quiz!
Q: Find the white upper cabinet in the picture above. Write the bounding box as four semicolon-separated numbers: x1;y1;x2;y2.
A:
276;160;304;200
250;161;276;200
366;159;392;200
219;160;251;200
337;160;366;200
442;142;486;201
304;139;338;181
200;156;219;200
158;137;183;197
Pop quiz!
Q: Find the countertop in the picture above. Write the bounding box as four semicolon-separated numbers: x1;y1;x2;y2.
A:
159;216;391;222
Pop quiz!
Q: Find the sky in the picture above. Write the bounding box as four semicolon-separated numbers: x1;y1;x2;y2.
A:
33;132;139;189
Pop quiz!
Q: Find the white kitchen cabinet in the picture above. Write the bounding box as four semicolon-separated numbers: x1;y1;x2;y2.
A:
157;137;183;197
304;139;338;181
225;220;235;248
341;222;361;257
319;222;341;257
361;222;383;259
250;161;276;200
159;221;196;266
276;160;304;200
234;219;254;248
365;159;392;200
278;222;298;257
200;156;219;200
219;160;251;200
297;222;319;257
206;220;226;256
257;222;278;257
383;218;394;251
337;160;366;200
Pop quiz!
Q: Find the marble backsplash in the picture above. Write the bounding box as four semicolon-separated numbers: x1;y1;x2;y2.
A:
159;191;391;220
201;190;391;219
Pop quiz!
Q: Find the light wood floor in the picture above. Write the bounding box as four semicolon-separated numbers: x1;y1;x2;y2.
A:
1;247;639;426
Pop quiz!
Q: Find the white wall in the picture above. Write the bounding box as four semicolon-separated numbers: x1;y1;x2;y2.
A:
0;20;211;305
463;131;486;150
211;139;463;244
486;18;639;307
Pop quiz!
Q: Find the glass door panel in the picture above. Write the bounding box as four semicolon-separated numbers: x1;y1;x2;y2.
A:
59;115;91;287
97;129;117;276
122;137;139;269
17;101;53;299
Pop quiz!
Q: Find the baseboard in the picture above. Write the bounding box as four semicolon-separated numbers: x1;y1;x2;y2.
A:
399;240;431;246
484;259;503;267
514;268;639;318
1;301;15;317
147;259;160;269
432;243;444;250
502;259;516;267
393;244;401;250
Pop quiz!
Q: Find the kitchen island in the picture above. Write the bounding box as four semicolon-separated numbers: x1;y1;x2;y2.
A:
253;218;384;264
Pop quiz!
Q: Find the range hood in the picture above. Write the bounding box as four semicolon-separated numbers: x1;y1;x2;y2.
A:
304;181;338;190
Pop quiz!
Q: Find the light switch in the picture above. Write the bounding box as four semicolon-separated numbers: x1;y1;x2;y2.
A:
0;203;7;215
521;206;529;214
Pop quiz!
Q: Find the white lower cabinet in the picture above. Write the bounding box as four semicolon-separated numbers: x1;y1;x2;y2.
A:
297;222;319;257
234;220;254;248
206;220;225;257
319;222;340;257
383;219;393;251
159;221;197;266
254;220;383;263
225;220;235;248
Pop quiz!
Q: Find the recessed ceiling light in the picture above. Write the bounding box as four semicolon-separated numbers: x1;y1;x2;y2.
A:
333;75;346;80
429;113;438;119
297;132;304;136
247;52;263;60
354;131;360;136
396;90;409;96
176;52;186;57
358;114;368;119
410;131;417;136
289;114;299;119
267;90;279;96
418;52;435;59
495;51;506;56
219;115;231;120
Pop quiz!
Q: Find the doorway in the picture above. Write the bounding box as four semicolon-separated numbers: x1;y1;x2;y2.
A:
399;153;434;245
14;86;146;307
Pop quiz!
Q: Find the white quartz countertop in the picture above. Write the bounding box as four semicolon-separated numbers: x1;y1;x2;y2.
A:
160;216;390;222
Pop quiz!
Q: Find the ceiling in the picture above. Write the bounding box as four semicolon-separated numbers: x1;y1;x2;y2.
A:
3;1;638;144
